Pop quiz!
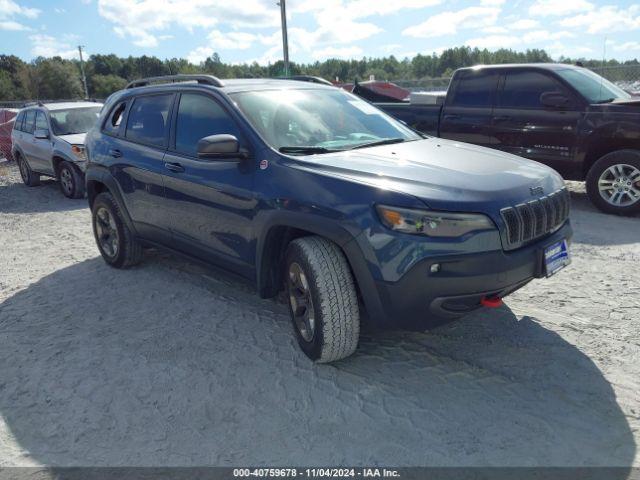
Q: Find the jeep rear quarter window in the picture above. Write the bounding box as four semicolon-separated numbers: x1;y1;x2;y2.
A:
125;94;173;147
448;71;499;107
103;101;127;136
174;93;242;156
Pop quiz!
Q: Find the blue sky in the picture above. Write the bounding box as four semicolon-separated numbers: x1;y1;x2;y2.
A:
2;0;640;65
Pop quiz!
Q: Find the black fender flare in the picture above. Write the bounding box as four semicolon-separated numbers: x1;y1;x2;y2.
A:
85;166;138;235
255;211;386;324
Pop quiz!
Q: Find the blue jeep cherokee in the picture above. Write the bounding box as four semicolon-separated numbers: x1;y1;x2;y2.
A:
85;74;572;362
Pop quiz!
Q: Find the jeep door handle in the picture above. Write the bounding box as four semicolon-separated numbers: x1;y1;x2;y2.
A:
443;114;460;121
109;149;123;158
164;162;185;173
493;115;511;122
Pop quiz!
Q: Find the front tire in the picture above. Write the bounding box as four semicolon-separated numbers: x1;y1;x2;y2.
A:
285;236;360;363
586;150;640;215
17;154;40;187
92;192;142;268
58;161;85;199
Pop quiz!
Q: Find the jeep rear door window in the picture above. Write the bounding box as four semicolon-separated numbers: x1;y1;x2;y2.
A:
448;71;499;107
23;110;36;134
231;89;420;152
499;71;566;109
125;94;173;147
174;93;242;156
49;107;102;136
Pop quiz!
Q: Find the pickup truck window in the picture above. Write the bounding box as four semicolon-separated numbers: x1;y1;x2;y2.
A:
557;68;631;104
499;71;566;109
231;88;419;152
448;71;499;108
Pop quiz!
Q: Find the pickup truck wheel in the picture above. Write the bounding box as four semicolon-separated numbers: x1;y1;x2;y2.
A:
91;192;142;268
587;150;640;215
17;154;41;187
58;161;85;199
285;236;360;363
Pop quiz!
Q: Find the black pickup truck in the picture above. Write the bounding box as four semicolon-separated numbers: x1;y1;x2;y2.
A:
376;64;640;215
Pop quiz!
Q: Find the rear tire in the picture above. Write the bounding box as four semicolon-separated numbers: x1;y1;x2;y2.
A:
92;192;142;268
285;236;360;363
586;150;640;215
17;154;40;187
58;161;85;199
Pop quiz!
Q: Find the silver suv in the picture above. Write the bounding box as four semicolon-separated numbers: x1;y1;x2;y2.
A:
12;101;103;198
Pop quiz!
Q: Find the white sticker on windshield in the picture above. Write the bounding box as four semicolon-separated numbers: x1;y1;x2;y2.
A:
348;100;379;115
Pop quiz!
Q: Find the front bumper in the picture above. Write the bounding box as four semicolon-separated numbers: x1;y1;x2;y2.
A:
364;221;573;329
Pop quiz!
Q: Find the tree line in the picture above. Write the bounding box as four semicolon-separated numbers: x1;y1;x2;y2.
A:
1;46;639;101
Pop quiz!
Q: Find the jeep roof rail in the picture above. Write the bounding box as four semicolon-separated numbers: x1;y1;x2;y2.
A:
283;75;334;86
125;74;224;89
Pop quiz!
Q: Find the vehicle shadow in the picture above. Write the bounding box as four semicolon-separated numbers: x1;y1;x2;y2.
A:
0;177;86;214
0;255;635;469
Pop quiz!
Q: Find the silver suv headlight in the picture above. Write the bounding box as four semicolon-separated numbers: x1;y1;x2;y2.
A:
376;205;495;238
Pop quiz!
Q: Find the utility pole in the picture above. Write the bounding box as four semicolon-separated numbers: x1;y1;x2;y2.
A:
277;0;290;77
78;45;89;99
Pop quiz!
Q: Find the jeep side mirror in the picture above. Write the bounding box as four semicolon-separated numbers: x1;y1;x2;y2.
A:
197;134;247;160
34;128;50;140
540;91;570;109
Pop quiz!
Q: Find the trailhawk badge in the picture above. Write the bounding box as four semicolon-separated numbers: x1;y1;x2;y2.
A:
259;159;269;170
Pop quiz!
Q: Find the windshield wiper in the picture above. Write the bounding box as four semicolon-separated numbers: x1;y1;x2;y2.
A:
348;137;407;150
279;146;341;155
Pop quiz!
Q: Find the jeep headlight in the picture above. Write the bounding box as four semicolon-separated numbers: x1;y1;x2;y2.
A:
376;205;495;238
71;145;86;161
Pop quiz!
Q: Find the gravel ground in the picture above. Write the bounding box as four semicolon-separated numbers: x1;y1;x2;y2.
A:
0;162;638;468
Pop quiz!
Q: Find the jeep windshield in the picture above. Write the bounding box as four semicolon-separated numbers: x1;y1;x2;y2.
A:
557;68;631;104
230;88;421;154
49;107;102;136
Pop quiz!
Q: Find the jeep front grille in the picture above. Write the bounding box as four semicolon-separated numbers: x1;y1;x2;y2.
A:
500;187;570;250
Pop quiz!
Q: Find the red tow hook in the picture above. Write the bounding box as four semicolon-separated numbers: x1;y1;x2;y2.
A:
481;296;503;308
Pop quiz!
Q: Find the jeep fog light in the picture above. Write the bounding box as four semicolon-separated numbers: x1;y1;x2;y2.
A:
376;205;495;238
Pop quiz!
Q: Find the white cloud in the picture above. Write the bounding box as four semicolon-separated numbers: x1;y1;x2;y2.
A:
312;46;364;60
529;0;594;16
480;0;505;5
0;0;40;30
613;41;640;51
510;19;540;30
559;5;640;33
186;30;259;63
466;34;520;49
97;0;280;48
522;29;574;43
293;0;442;19
0;20;29;30
403;6;501;38
30;34;79;59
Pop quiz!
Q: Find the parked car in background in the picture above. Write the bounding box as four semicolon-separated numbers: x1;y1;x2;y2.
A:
85;74;572;362
12;101;103;198
0;108;18;161
374;64;640;215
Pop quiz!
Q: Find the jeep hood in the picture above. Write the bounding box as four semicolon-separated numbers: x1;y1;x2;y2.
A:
291;137;564;211
57;133;86;145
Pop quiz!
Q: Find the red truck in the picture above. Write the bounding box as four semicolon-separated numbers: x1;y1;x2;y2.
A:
0;108;18;161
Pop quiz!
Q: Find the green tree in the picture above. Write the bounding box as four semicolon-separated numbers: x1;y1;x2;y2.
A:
91;74;127;98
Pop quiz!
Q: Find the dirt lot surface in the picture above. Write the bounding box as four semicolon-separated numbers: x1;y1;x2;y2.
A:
0;162;639;467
